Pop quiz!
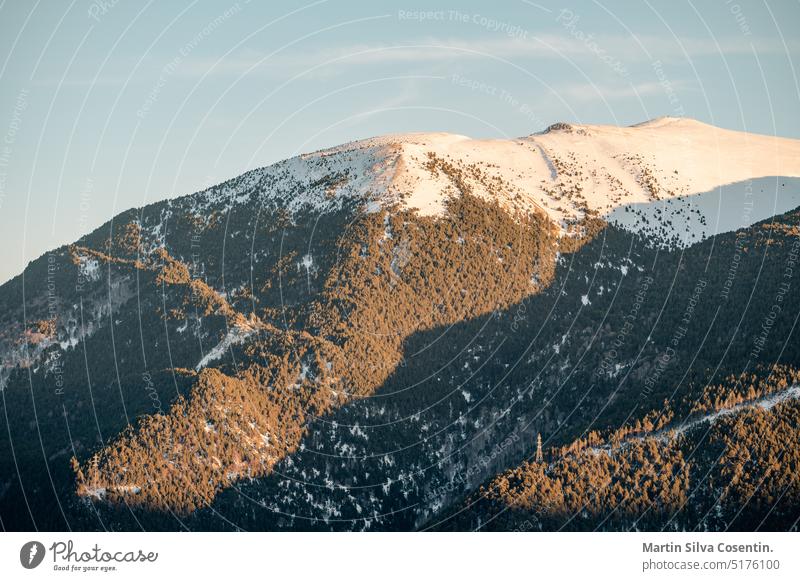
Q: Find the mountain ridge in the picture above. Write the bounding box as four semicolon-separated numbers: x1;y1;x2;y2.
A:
169;116;800;246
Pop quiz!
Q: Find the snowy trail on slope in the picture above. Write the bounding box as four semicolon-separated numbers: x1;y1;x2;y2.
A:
589;384;800;456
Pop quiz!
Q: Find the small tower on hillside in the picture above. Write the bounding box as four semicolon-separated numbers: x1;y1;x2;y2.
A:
535;432;544;463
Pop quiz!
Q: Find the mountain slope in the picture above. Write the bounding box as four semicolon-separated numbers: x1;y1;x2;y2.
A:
189;206;800;532
438;370;800;532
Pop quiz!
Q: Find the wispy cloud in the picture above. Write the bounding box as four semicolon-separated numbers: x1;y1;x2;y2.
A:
172;34;800;79
35;33;798;87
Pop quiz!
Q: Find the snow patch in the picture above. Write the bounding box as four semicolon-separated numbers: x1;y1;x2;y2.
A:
195;319;264;370
79;257;101;283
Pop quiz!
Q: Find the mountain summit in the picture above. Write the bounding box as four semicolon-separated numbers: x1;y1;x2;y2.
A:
193;118;800;246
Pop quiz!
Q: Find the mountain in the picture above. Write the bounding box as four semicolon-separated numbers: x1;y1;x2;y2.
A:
1;118;800;531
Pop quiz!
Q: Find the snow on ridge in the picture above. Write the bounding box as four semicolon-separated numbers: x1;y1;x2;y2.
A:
195;318;266;371
186;119;800;246
190;139;403;218
586;384;800;458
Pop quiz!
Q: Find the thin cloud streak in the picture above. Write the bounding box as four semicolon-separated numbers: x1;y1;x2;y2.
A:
35;33;798;87
173;34;800;78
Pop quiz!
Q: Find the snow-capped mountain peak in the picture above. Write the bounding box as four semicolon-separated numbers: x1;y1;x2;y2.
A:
194;118;800;247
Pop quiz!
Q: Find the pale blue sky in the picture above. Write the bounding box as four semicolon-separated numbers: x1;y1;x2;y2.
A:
1;0;799;283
